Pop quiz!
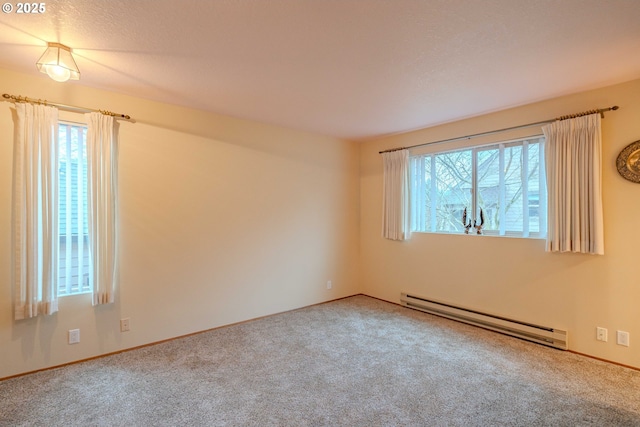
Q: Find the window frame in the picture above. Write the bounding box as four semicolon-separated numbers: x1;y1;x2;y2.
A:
409;135;547;239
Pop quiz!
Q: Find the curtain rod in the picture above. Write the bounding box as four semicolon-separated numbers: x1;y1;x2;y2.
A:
379;105;619;154
2;93;132;120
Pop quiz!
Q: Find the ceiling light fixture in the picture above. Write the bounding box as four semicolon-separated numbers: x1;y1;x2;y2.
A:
36;42;80;82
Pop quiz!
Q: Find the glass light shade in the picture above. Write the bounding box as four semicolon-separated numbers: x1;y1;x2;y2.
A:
36;42;80;82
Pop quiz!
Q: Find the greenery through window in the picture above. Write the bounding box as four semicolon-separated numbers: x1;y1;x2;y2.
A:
410;136;547;238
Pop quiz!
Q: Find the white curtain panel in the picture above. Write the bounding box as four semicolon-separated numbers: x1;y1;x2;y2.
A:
86;113;118;305
382;149;410;241
13;103;59;319
543;113;604;254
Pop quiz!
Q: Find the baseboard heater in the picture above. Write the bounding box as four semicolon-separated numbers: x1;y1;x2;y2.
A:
400;293;568;350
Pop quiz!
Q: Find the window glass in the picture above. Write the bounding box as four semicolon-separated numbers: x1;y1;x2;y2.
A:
410;136;546;238
435;150;472;233
58;123;91;296
503;145;524;233
477;147;499;231
526;143;542;234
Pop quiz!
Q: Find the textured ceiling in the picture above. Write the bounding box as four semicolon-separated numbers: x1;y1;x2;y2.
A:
1;0;639;140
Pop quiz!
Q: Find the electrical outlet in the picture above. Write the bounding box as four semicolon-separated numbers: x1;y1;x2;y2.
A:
596;327;608;342
120;318;130;332
68;329;80;344
617;330;630;347
326;280;332;290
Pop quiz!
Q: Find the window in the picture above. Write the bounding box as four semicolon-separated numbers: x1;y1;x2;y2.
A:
58;122;91;296
410;136;547;238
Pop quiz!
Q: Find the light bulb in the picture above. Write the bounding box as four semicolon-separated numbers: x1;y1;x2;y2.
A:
45;64;71;82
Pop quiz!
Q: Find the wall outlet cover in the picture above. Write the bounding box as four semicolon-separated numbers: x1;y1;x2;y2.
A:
596;327;608;342
68;329;80;344
617;330;630;347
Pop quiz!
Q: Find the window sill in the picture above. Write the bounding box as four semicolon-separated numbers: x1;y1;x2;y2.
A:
410;230;545;240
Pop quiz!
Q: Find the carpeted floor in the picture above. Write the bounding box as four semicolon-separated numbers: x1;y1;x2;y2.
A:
1;295;640;426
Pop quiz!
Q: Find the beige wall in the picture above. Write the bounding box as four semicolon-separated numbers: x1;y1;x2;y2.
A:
0;68;361;378
360;78;640;368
